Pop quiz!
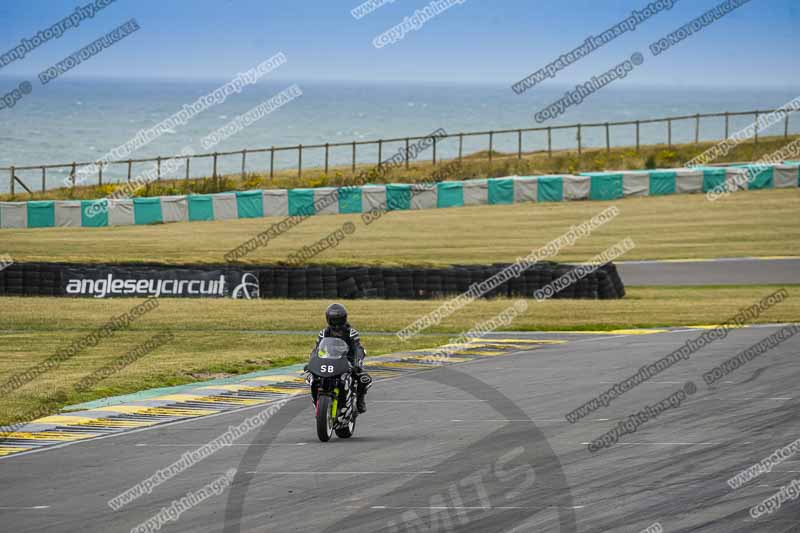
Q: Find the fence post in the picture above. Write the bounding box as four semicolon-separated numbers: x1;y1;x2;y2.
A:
488;131;493;165
241;149;247;179
324;143;329;174
270;147;275;180
298;144;302;178
404;138;410;169
41;167;46;192
432;136;437;166
127;160;132;182
377;140;383;169
547;127;552;157
10;166;14;196
785;113;790;138
98;162;103;186
517;130;522;159
605;122;610;153
211;152;218;182
724;112;730;138
156;157;162;181
70;162;76;188
667;119;672;149
577;125;582;157
185;157;191;185
636;121;640;152
352;141;356;174
458;134;463;162
754;112;759;145
694;114;700;144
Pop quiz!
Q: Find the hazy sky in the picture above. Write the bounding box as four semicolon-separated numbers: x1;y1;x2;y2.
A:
0;0;797;88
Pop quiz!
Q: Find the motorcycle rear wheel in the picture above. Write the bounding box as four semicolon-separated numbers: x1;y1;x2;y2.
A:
335;416;356;439
316;395;334;442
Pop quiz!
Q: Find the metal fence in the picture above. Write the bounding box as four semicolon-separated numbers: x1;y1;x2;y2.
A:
3;107;797;196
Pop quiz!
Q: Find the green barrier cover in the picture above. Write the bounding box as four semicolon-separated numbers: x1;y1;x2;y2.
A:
338;187;363;214
587;173;623;200
288;189;316;216
188;195;214;222
436;181;463;208
488;178;514;204
133;197;163;225
744;166;773;190
27;201;55;228
537;176;563;202
386;184;411;210
236;190;264;219
702;168;727;193
648;171;676;196
81;200;108;227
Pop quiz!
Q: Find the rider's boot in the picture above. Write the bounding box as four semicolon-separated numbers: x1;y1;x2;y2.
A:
355;372;371;414
356;391;367;413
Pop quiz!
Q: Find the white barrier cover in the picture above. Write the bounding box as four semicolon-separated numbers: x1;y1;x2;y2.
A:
263;189;288;216
620;171;649;197
462;179;488;206
160;195;188;224
54;201;82;227
362;185;387;211
410;183;436;210
211;193;238;220
108;199;134;227
774;165;799;188
314;187;339;215
0;202;27;228
563;175;591;200
674;168;703;194
513;176;537;203
725;167;750;192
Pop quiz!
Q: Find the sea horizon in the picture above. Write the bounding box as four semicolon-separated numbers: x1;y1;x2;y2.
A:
1;77;798;192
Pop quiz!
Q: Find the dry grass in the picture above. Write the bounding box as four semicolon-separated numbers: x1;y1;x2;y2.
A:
2;134;797;202
3;286;798;334
1;188;798;265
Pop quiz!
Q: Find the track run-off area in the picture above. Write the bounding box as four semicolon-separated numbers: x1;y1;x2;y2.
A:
1;325;798;532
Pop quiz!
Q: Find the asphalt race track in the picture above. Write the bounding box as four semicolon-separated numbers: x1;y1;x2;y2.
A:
618;258;800;286
1;326;798;532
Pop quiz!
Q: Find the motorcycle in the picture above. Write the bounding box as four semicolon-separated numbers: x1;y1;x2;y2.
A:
305;337;361;442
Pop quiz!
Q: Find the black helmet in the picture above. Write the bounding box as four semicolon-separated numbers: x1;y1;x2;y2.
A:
325;303;348;329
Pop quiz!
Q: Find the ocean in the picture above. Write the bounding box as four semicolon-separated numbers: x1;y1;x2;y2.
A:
1;78;798;192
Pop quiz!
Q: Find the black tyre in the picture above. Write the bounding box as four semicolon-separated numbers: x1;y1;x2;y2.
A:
316;395;334;442
258;268;275;298
335;416;356;439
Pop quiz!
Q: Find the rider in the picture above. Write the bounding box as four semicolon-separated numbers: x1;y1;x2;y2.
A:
312;303;370;413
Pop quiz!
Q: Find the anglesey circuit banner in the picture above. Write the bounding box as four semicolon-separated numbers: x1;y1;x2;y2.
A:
61;266;260;299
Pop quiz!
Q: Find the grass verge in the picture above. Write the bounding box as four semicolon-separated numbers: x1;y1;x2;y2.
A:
0;329;450;428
